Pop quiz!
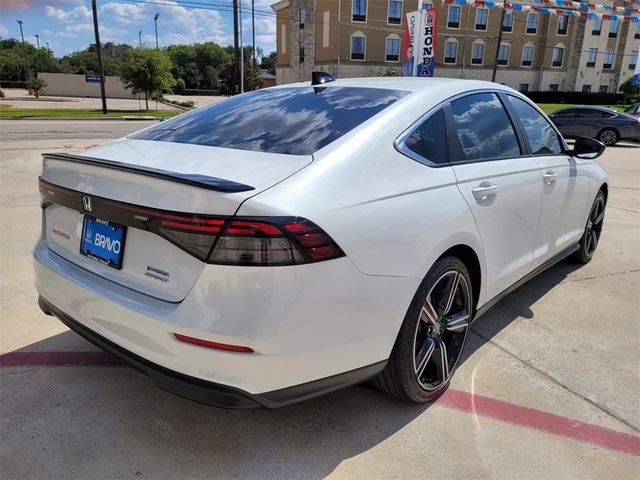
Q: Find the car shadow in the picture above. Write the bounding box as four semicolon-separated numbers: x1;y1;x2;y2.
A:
2;260;583;479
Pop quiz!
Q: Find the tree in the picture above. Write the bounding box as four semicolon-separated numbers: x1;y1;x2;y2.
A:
260;51;276;75
618;77;639;102
218;60;262;95
120;48;175;110
26;77;47;98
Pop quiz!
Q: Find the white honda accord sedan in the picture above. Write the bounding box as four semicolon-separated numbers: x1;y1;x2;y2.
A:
34;77;608;408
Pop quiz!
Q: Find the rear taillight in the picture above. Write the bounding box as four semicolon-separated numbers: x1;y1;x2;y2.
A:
208;217;344;266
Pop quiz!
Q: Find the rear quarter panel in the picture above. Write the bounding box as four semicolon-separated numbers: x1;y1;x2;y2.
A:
238;93;487;305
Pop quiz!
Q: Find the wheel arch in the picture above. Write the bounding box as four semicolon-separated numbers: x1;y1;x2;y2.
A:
600;182;608;203
438;244;482;313
596;127;619;144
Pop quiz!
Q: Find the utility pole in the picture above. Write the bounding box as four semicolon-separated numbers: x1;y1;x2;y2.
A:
34;34;40;49
251;0;256;66
46;42;50;54
139;30;143;48
154;14;159;49
492;9;506;82
91;0;107;114
240;0;244;93
232;0;240;93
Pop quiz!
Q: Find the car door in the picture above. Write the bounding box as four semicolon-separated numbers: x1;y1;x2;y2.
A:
548;108;578;137
448;92;542;301
504;94;590;269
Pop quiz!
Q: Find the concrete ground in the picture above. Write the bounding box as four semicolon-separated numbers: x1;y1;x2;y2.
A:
0;88;224;111
0;121;639;479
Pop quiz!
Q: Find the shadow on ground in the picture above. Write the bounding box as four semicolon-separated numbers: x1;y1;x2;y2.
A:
1;260;583;479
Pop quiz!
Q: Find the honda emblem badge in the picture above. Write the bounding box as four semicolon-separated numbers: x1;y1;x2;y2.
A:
82;196;92;212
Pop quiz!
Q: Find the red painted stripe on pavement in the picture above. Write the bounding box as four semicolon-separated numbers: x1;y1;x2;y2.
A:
2;350;639;456
0;351;125;367
437;389;640;457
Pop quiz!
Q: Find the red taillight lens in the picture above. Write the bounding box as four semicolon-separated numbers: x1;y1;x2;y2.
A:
208;217;345;266
173;333;254;353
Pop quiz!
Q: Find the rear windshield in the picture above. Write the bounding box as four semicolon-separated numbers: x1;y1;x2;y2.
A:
131;86;409;155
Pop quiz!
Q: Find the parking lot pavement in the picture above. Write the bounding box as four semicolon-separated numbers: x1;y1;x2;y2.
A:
1;132;639;479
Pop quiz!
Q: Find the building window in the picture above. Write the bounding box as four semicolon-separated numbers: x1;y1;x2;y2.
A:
518;83;529;93
444;39;458;64
586;48;597;67
385;34;400;61
557;15;568;35
630;50;638;70
592;16;602;35
552;45;564;67
300;7;305;28
497;43;510;66
352;0;367;22
388;0;402;24
322;11;330;48
280;24;286;53
582;84;592;93
526;13;538;34
599;85;608;93
475;8;488;31
603;49;614;69
423;2;433;8
608;16;619;38
299;40;304;62
521;44;534;67
350;31;366;60
471;40;484;65
502;13;513;32
549;84;559;92
448;6;461;29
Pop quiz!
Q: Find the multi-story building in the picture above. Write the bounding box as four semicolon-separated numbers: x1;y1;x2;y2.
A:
271;0;640;92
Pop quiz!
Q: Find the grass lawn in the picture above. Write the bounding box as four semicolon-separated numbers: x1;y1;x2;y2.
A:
537;103;628;114
0;105;182;119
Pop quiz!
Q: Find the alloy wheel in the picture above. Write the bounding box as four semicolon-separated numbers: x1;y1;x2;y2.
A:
412;270;471;391
599;129;618;146
585;195;605;256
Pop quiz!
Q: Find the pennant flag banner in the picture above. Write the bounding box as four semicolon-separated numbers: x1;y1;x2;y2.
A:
443;0;640;21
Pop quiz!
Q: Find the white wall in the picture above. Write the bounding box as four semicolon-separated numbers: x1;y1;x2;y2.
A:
38;73;136;99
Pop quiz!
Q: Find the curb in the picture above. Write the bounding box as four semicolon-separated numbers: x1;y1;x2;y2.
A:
0;116;161;121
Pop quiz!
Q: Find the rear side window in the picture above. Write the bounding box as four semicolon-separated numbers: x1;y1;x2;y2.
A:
131;87;409;155
552;109;576;118
449;93;521;161
507;96;562;155
403;109;447;165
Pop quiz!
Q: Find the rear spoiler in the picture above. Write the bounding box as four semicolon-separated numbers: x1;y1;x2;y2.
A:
42;153;255;193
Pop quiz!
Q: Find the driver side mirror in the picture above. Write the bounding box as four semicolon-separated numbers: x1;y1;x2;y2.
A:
571;136;605;160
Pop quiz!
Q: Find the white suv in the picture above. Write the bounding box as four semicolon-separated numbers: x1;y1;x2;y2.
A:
34;77;607;408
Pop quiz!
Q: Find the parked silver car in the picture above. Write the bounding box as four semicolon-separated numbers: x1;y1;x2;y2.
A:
549;106;640;145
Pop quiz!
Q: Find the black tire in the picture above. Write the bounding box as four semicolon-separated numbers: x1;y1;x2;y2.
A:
572;191;606;264
598;128;619;146
371;256;473;403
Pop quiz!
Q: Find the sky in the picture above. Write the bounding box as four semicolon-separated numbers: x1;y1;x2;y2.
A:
0;0;277;57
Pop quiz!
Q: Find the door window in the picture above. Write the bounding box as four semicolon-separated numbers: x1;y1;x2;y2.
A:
449;93;521;162
403;109;447;165
507;96;562;155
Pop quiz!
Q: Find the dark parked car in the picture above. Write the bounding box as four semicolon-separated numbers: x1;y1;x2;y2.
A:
549;106;640;146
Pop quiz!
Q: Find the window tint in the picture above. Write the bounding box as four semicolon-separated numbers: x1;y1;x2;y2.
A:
553;109;577;117
449;93;520;161
507;96;562;155
404;109;447;165
132;87;408;155
576;109;613;118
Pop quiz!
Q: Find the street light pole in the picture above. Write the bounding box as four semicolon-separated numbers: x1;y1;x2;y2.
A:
34;34;40;49
17;20;29;79
46;42;50;54
91;0;108;114
251;0;256;66
154;14;159;49
139;30;143;48
239;0;244;93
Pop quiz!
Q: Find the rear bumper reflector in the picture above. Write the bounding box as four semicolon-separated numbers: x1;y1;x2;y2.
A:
173;332;254;353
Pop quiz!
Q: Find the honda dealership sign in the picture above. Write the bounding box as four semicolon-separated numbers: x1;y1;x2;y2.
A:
402;7;438;77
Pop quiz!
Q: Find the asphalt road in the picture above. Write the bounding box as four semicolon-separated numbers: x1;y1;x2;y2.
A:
1;122;639;479
0;119;156;142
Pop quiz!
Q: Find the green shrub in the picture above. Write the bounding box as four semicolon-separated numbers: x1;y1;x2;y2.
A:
26;78;47;98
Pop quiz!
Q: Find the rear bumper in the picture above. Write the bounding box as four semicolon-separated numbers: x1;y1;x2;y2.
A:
38;296;386;409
